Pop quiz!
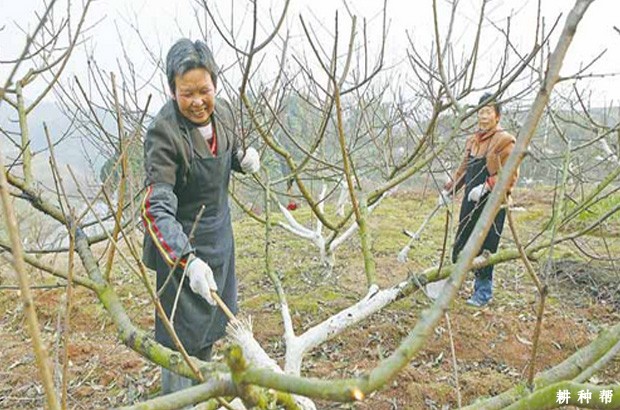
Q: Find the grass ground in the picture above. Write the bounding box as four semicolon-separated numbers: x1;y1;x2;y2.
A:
0;187;618;409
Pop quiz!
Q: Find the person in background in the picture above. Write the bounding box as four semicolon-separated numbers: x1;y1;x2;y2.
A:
439;92;518;307
140;38;260;393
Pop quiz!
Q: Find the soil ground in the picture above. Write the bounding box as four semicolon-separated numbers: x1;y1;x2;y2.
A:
0;188;618;409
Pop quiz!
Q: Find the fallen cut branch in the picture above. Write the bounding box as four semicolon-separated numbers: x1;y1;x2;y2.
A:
398;202;442;262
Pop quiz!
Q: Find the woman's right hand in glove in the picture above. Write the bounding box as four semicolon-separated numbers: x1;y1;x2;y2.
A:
186;255;217;305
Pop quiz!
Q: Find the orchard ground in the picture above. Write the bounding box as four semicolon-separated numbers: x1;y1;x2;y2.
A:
1;187;618;409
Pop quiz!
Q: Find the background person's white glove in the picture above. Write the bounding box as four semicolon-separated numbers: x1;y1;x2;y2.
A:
186;256;217;305
238;147;260;174
468;183;489;202
437;189;451;207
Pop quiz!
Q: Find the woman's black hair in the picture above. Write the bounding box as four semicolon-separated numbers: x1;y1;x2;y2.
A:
166;39;219;93
478;92;501;116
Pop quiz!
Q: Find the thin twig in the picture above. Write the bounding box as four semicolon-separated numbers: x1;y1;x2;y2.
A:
506;207;548;389
333;80;376;286
61;209;76;410
103;73;128;282
157;203;205;297
66;166;205;382
0;153;60;409
0;0;58;106
440;206;460;407
445;313;462;408
0;284;66;290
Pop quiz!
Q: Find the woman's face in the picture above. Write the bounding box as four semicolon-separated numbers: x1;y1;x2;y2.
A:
477;105;499;131
173;68;215;125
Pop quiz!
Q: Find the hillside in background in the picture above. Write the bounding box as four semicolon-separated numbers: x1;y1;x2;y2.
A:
1;100;108;187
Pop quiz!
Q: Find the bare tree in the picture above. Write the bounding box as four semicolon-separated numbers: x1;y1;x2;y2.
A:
1;0;618;409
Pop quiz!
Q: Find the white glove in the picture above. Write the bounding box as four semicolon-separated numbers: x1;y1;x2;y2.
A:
186;256;217;305
437;189;451;207
468;183;489;202
238;147;260;174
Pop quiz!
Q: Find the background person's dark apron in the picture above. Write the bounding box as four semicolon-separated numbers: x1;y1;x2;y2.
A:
452;155;506;267
154;131;237;358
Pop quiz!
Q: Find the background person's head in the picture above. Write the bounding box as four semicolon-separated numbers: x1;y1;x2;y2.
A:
477;92;501;131
166;39;219;124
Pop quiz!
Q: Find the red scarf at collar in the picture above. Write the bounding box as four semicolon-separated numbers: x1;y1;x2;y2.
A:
475;127;499;141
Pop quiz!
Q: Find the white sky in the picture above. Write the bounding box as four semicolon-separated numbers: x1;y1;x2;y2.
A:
1;0;619;107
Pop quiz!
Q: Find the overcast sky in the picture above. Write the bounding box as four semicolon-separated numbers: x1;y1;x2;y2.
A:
1;0;619;106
